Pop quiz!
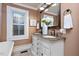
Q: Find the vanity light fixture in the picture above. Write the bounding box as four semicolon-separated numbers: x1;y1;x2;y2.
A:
44;9;48;12
52;3;57;7
46;3;51;5
40;3;53;13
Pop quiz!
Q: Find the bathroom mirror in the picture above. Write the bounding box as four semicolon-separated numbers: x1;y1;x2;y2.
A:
41;3;60;28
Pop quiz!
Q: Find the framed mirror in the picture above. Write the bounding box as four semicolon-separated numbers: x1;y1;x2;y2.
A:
41;3;60;28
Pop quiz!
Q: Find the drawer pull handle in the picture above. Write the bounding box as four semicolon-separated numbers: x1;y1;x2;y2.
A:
32;44;33;46
41;53;43;56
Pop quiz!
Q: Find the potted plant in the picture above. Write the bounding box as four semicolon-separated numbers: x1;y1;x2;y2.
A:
41;18;51;35
41;20;51;26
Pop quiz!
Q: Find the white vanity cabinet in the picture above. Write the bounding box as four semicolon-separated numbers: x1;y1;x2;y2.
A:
38;40;51;56
31;34;64;56
50;40;64;56
31;35;38;56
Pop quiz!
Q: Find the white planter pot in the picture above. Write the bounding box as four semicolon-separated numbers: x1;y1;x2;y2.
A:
42;24;48;35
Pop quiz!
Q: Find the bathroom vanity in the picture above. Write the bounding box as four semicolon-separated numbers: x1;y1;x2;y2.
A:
31;33;64;56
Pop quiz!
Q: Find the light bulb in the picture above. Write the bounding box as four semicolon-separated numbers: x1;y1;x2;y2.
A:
40;7;44;10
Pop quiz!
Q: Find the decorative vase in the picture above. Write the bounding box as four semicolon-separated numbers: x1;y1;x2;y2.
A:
42;24;48;35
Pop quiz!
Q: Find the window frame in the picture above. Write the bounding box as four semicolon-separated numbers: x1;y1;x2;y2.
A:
7;6;29;40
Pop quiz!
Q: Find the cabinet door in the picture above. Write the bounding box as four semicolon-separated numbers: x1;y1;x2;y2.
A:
39;41;50;56
32;35;38;46
43;47;50;56
37;42;43;56
31;35;38;56
51;40;64;56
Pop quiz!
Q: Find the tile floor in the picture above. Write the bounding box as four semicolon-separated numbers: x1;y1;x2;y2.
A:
12;49;33;56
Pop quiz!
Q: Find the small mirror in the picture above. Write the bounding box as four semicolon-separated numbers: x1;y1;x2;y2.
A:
41;3;60;28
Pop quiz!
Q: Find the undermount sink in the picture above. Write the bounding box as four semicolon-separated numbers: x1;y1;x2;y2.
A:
43;35;56;39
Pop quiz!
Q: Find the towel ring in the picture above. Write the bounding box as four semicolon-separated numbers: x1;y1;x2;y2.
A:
64;9;72;15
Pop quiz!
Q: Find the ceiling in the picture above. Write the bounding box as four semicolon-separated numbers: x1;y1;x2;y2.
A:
46;4;59;15
21;3;42;9
20;3;59;15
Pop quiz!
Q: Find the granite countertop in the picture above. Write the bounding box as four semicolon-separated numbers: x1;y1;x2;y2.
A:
33;33;65;41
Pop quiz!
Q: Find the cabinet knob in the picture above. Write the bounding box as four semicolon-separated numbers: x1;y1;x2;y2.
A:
32;44;33;46
37;43;39;45
41;53;43;56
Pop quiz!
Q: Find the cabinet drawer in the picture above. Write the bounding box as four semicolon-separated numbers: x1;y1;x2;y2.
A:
32;39;37;43
43;52;50;56
32;42;37;47
32;36;38;41
38;52;43;56
43;52;49;56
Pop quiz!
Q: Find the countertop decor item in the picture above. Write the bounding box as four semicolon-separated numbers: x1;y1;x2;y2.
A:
41;18;52;35
36;22;40;29
42;24;48;35
60;29;66;34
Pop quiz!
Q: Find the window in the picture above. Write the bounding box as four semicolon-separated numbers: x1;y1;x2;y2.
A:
13;12;25;35
7;6;29;40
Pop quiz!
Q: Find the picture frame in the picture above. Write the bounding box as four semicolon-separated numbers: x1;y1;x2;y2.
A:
30;19;37;26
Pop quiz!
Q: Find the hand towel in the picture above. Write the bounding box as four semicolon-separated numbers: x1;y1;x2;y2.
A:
64;14;73;29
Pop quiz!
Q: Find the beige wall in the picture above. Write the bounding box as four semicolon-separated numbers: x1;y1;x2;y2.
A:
0;3;40;46
1;3;79;56
0;3;2;41
61;3;79;56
